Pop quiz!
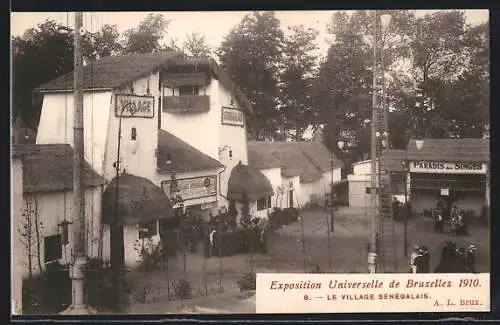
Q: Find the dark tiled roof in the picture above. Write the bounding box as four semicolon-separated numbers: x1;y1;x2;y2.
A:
102;173;173;225
380;149;407;173
227;162;274;201
157;129;224;173
13;144;105;194
35;52;183;92
248;141;342;183
34;54;252;112
406;138;490;163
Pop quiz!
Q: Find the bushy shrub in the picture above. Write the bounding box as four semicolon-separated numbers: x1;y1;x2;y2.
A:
283;207;299;223
22;262;71;314
236;272;256;292
22;259;131;314
173;278;192;300
86;258;132;311
134;238;165;271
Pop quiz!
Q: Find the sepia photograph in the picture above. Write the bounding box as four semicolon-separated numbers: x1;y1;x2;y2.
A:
10;9;490;315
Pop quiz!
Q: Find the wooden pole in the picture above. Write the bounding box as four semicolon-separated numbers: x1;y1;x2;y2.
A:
61;12;96;314
369;10;380;274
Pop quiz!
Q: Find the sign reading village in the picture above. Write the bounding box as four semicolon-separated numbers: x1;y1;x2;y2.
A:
409;161;487;174
115;94;155;118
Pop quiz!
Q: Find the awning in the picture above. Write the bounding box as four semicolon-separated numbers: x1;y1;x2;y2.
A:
102;173;174;225
227;162;274;201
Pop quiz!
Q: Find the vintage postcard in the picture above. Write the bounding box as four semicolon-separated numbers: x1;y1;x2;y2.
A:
10;9;490;315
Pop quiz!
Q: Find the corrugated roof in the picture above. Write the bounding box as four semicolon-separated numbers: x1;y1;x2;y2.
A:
157;129;224;173
406;138;490;163
227;162;274;201
13;144;105;194
35;52;183;92
248;141;342;183
380;149;407;173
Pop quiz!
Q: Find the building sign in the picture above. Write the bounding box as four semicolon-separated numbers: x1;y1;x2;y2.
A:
162;176;217;201
409;161;487;174
115;94;155;118
221;106;244;127
441;188;449;196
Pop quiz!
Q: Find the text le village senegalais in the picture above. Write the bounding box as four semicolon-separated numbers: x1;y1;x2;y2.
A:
260;274;488;312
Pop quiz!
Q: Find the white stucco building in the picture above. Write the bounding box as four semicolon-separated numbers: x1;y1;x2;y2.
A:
247;141;343;214
32;52;271;267
10;144;104;313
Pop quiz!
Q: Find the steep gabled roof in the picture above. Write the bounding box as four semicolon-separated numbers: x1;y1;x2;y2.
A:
12;144;105;194
157;129;224;173
248;141;342;183
35;52;183;92
34;54;253;112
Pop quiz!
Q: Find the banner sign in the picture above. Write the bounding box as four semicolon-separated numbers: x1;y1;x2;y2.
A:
162;176;217;201
221;106;244;127
115;94;155;118
409;161;487;174
256;273;490;313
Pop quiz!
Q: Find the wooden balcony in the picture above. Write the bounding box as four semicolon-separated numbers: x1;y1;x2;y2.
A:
162;95;210;114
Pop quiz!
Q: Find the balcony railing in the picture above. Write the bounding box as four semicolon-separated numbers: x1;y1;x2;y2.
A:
163;95;210;114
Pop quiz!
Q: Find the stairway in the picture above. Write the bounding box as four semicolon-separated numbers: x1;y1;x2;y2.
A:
378;174;398;273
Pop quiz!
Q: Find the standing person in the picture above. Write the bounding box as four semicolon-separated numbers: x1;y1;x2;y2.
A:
410;245;421;273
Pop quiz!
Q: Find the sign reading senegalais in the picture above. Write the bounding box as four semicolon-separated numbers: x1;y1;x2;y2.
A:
409;161;487;174
221;106;245;127
256;273;490;313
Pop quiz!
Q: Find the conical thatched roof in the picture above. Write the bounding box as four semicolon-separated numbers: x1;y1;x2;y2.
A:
227;162;274;201
102;173;173;225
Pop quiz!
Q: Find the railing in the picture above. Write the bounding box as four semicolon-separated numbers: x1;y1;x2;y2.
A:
163;95;210;114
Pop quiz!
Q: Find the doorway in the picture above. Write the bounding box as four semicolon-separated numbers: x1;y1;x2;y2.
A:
289;189;294;208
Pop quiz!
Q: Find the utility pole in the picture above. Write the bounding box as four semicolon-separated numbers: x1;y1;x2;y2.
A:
368;10;380;274
61;12;96;314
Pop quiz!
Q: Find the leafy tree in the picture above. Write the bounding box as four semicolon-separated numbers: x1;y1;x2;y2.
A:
122;13;172;54
314;17;372;159
183;32;212;58
279;25;319;140
12;20;123;130
82;24;123;61
217;11;285;140
12;20;74;129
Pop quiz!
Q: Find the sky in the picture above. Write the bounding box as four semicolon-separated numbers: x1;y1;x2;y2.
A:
10;10;489;58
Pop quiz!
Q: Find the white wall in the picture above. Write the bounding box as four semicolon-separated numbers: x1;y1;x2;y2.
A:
36;91;112;178
281;176;301;209
101;223;162;268
104;73;161;182
11;157;23;314
353;159;379;175
16;187;103;279
161;80;220;161
217;84;249;209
